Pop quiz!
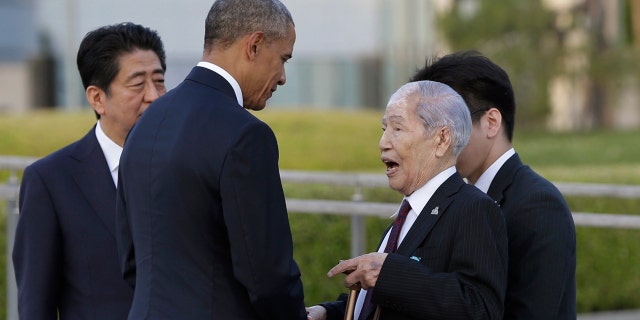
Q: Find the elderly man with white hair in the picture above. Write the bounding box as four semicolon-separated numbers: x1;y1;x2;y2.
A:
308;80;509;320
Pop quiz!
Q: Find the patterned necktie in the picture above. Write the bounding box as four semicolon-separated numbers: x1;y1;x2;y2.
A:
358;200;411;320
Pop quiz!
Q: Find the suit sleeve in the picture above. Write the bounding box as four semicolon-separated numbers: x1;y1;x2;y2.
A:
373;196;508;319
12;166;63;319
220;121;306;320
504;187;576;319
115;169;136;288
318;294;349;320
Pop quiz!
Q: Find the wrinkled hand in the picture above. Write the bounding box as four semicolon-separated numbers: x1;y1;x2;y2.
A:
306;305;327;320
327;253;388;290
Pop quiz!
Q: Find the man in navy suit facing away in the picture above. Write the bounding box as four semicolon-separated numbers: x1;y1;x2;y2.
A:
115;0;306;319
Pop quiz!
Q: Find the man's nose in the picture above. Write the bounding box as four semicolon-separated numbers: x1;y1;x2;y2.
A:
144;82;162;102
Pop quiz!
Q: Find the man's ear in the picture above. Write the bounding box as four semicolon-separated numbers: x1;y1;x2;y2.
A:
485;107;503;139
86;85;106;116
245;31;265;60
434;126;452;157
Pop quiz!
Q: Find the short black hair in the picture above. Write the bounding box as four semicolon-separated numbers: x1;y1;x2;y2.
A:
76;22;166;117
203;0;294;51
410;50;516;141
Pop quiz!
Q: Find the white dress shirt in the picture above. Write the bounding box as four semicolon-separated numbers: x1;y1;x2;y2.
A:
196;61;243;107
95;121;122;187
353;166;457;319
473;148;515;193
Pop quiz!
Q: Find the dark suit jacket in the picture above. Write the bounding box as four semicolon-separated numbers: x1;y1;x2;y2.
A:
487;153;576;319
116;66;306;319
322;172;508;320
12;127;134;320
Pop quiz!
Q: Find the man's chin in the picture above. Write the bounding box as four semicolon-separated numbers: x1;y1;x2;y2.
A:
244;104;267;111
387;179;403;193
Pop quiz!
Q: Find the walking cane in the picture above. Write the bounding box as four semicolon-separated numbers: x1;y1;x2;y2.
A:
344;286;358;320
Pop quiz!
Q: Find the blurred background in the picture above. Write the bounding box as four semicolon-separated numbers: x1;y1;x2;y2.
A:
2;1;640;318
1;0;639;131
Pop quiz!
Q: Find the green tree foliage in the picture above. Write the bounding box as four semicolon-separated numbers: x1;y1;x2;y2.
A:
437;0;639;129
439;0;559;127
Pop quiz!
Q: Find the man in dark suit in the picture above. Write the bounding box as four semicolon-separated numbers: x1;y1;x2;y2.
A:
411;50;577;319
307;81;508;320
12;23;166;319
115;0;306;319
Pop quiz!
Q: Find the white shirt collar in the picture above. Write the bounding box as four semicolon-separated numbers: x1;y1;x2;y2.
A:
196;61;243;106
474;148;515;193
95;120;122;187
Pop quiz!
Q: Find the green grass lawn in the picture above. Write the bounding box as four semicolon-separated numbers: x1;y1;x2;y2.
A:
1;108;640;316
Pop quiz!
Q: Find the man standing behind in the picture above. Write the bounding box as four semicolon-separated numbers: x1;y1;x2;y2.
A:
411;50;577;319
13;22;166;319
308;81;508;320
115;0;306;319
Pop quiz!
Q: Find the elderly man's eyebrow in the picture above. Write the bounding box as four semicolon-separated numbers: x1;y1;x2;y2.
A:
382;115;405;126
388;115;404;122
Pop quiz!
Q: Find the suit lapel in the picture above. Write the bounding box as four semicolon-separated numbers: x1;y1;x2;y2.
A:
70;128;118;238
396;173;465;255
487;153;524;206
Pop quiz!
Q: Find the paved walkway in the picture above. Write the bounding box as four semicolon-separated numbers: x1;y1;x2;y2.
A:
578;309;640;320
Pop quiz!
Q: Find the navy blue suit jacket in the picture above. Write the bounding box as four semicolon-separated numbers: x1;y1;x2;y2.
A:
13;127;133;319
322;172;508;320
116;66;306;319
488;153;576;319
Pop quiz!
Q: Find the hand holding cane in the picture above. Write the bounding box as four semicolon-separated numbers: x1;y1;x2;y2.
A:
340;261;359;320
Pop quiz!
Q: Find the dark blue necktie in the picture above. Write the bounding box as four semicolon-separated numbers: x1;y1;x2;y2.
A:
358;200;411;320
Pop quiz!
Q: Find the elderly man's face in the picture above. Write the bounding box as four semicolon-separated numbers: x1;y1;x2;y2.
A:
379;96;441;196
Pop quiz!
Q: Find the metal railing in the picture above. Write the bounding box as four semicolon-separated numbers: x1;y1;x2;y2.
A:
0;156;35;320
2;155;640;319
279;170;640;260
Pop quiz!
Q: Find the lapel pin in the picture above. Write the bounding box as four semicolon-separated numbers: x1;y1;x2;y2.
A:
431;206;439;215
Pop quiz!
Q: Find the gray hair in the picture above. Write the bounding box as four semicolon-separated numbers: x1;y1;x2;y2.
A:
203;0;294;51
390;81;472;156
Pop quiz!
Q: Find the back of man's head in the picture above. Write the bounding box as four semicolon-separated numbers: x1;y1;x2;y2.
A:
411;50;516;141
203;0;294;52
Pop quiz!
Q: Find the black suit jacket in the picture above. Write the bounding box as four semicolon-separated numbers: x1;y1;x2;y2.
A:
116;66;306;319
322;172;508;319
13;127;133;319
487;153;576;319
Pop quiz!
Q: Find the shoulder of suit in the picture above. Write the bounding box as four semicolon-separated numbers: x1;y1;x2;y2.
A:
26;130;96;173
